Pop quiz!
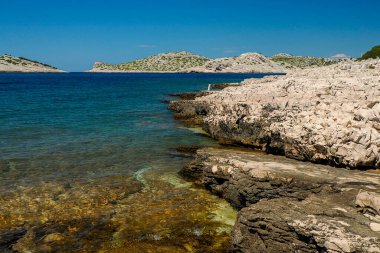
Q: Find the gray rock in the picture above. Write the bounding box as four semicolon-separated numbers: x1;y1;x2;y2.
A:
178;59;380;169
182;147;380;252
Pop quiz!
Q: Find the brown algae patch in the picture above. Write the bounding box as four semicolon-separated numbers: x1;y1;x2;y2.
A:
0;169;237;252
0;176;142;252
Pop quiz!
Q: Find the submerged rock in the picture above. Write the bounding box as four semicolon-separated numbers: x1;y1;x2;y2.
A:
183;147;380;252
167;91;211;100
0;169;236;252
168;100;211;126
210;83;241;89
176;145;203;155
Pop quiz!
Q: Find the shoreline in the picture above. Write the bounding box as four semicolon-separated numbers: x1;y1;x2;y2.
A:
86;70;287;74
0;71;285;75
181;147;380;252
0;71;66;73
0;74;247;252
169;59;380;169
168;61;380;252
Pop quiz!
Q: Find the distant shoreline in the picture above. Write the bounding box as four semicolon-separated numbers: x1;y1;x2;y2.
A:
0;71;286;75
0;71;67;73
85;70;286;74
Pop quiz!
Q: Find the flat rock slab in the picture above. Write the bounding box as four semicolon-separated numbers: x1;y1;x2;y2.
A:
183;147;380;252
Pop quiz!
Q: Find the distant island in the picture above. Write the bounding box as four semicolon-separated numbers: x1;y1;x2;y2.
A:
88;51;343;73
0;55;64;73
0;51;360;73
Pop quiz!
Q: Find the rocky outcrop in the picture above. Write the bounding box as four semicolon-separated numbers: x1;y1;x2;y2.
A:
171;59;380;169
210;83;241;89
169;58;380;252
168;100;210;126
167;90;214;126
167;91;212;100
0;55;64;72
183;147;380;252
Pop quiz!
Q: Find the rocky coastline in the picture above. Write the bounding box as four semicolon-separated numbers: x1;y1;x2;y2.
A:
169;59;380;252
170;59;380;168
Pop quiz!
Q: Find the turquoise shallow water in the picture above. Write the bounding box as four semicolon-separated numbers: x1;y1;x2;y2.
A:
0;73;267;188
0;73;267;252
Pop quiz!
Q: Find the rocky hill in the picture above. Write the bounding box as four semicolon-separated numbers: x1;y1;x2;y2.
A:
0;55;64;72
270;53;339;69
187;53;286;73
89;52;286;73
89;52;210;72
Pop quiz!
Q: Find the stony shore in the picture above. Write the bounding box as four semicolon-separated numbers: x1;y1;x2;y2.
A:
169;59;380;252
170;59;380;169
182;147;380;252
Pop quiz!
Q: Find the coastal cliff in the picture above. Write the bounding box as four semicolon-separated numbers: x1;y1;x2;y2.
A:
169;58;380;252
0;55;64;73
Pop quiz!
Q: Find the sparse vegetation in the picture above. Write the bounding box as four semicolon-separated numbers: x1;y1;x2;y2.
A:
19;57;57;69
94;52;210;72
92;52;287;73
270;53;338;68
358;45;380;60
0;54;60;72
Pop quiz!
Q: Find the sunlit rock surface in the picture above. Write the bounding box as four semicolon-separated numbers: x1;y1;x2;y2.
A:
183;147;380;252
170;59;380;169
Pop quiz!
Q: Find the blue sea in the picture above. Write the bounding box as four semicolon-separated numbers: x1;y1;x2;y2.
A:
0;73;268;252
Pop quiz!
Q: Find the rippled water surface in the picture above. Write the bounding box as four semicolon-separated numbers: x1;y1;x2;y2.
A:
0;73;266;252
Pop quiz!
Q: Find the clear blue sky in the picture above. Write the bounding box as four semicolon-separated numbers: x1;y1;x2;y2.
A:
1;0;379;71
